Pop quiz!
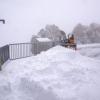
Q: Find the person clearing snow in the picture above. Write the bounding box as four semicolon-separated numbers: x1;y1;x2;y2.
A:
61;33;77;50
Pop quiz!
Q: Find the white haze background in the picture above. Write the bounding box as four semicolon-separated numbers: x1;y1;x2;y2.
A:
0;0;100;46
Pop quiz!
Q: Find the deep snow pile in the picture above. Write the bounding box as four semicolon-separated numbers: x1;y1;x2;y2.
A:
78;43;100;60
0;46;100;100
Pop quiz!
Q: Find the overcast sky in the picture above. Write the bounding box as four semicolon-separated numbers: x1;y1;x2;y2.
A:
0;0;100;46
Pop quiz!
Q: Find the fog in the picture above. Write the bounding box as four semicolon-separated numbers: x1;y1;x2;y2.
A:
0;0;100;46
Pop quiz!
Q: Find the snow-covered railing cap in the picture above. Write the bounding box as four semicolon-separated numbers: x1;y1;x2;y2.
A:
37;38;52;42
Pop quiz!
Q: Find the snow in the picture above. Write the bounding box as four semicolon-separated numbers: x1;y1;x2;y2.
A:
36;38;51;42
78;43;100;60
0;45;100;100
78;43;100;49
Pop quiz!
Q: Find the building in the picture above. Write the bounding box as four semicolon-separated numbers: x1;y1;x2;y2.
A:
31;36;53;54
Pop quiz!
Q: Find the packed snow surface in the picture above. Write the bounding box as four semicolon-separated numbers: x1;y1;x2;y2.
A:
0;46;100;100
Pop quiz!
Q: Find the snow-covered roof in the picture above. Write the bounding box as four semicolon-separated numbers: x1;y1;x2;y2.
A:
36;38;51;42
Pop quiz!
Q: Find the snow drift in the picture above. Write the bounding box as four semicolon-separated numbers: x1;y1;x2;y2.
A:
0;46;100;100
78;43;100;60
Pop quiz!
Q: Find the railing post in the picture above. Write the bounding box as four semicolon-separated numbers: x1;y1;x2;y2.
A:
0;58;1;71
0;57;3;71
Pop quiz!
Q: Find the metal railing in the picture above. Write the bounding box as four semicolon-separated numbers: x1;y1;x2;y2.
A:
0;43;36;70
9;43;34;60
0;41;59;70
0;45;9;70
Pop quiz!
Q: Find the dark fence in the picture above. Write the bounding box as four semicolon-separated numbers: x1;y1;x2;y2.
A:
0;45;9;70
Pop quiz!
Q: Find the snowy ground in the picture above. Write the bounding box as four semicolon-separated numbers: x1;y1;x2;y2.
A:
78;43;100;60
0;45;100;100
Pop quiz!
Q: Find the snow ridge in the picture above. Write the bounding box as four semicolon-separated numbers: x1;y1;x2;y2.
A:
0;46;100;100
